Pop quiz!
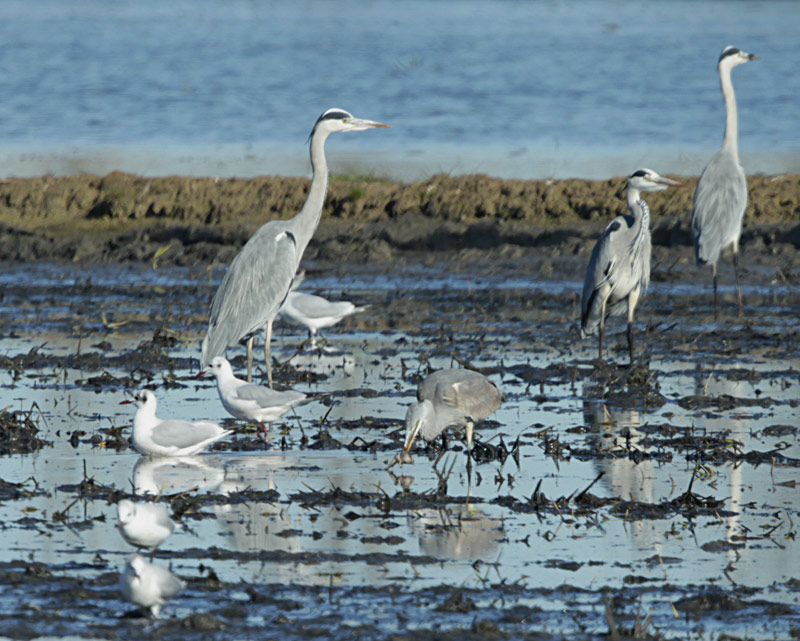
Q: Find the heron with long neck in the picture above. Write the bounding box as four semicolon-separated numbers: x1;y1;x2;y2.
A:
200;109;389;384
691;46;758;316
581;169;682;363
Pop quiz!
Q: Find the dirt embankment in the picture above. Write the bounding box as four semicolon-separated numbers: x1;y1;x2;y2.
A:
1;172;799;265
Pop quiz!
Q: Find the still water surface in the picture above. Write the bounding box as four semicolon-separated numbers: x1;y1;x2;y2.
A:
0;0;797;179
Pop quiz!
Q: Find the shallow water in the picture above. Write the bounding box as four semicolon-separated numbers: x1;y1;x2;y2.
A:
0;258;798;638
0;0;798;180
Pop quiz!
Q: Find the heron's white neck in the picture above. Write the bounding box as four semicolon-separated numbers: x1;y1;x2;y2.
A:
290;129;332;268
626;187;643;214
719;63;739;157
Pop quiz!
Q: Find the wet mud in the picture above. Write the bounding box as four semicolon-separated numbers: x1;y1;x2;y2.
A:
0;173;798;639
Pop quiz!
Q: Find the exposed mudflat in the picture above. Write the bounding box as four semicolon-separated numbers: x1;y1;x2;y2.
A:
0;172;798;640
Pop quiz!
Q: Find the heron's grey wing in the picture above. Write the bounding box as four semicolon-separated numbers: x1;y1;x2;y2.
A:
581;217;630;331
439;373;503;422
201;223;298;367
235;384;307;408
691;149;747;265
151;420;224;449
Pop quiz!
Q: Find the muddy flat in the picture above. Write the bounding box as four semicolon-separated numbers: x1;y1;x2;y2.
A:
0;173;798;640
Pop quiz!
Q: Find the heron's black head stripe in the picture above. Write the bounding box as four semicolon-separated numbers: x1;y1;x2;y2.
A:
631;170;648;178
719;47;741;62
317;110;350;122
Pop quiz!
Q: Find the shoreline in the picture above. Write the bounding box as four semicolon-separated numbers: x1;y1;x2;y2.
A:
0;171;797;267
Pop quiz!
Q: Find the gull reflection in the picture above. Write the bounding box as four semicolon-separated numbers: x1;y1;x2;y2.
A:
131;455;225;496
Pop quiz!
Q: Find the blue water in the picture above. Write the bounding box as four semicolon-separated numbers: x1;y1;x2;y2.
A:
0;0;797;180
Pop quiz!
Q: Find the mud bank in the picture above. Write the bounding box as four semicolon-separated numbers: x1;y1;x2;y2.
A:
0;172;798;266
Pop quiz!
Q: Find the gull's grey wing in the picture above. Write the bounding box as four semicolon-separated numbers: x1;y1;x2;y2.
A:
147;504;175;532
286;292;355;320
235;384;307;408
151;420;224;449
201;222;297;368
691;148;747;265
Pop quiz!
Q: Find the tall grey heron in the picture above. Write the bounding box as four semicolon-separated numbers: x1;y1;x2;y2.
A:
120;389;233;456
581;169;682;363
691;46;758;315
392;368;504;465
200;109;390;384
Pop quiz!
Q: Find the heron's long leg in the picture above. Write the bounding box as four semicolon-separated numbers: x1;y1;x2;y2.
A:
598;296;607;360
732;252;743;316
265;321;273;388
246;336;254;383
626;288;641;365
465;421;474;454
712;263;719;320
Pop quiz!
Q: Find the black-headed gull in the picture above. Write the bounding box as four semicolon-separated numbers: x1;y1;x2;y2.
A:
117;499;176;550
279;290;368;345
120;389;232;457
203;356;315;434
119;553;185;618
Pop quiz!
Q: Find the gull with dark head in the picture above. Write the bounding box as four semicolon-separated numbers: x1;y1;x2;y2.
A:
203;356;316;436
120;389;232;457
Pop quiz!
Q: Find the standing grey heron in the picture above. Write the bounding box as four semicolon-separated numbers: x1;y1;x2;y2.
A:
200;109;390;384
391;368;505;465
691;46;758;315
581;169;682;363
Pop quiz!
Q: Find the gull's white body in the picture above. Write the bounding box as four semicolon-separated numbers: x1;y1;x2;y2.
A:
279;290;367;337
117;499;176;550
206;356;313;426
119;553;185;618
122;389;232;457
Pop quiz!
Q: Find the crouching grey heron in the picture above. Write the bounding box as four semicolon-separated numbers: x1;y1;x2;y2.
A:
391;368;505;466
200;109;390;385
581;169;682;364
691;46;758;316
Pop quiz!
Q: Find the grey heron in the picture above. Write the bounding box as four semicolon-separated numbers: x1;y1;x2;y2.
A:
200;109;390;385
691;46;758;315
119;554;185;618
392;368;504;465
117;499;177;551
203;356;315;437
581;168;682;363
279;290;368;346
120;389;233;456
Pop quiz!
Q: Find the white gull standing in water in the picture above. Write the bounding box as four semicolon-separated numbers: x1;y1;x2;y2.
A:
120;389;232;457
202;356;315;436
